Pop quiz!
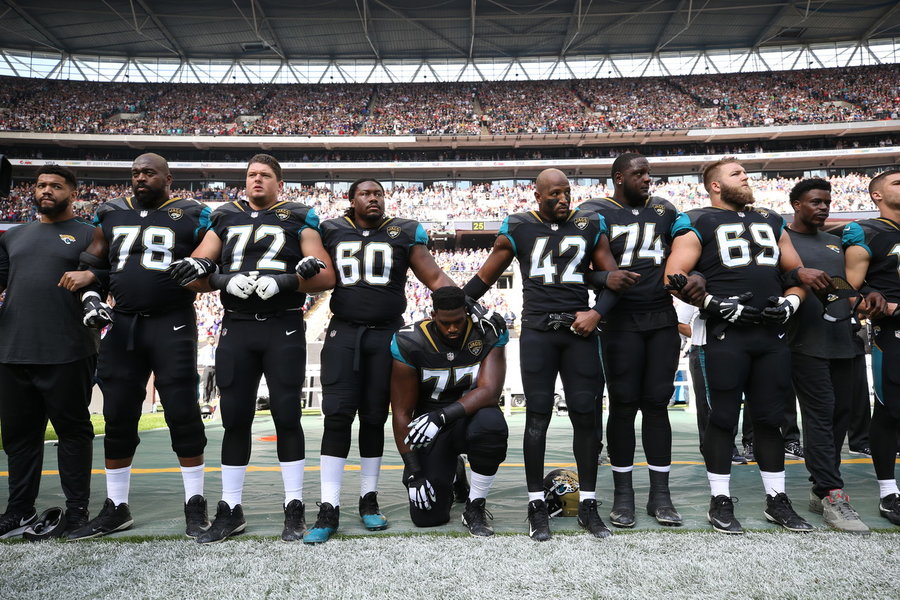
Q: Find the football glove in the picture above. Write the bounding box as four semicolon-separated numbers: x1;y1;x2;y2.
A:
664;273;687;292
223;273;258;299
401;451;435;511
702;292;761;325
762;294;801;325
295;256;326;280
81;291;112;329
255;274;299;300
404;402;466;450
466;297;507;338
167;257;217;286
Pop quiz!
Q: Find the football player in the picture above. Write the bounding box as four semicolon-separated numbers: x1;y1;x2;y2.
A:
578;153;699;527
303;178;455;544
66;153;212;540
843;169;900;527
390;286;508;536
665;157;827;534
463;168;636;541
169;154;335;543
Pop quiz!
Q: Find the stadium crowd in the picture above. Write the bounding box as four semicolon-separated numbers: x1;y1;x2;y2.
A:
0;174;877;225
1;64;896;135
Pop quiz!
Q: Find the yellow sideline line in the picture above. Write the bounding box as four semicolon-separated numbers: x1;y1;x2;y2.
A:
1;458;886;477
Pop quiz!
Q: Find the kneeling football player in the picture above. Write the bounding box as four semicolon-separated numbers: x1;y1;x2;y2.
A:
390;286;508;536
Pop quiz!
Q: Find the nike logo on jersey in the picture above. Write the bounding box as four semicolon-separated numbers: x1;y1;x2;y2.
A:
286;330;297;336
173;325;187;331
778;333;785;339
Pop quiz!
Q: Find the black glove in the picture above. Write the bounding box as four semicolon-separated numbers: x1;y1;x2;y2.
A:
402;452;435;511
761;295;801;325
404;403;466;450
466;297;507;338
702;292;761;325
81;291;113;329
664;273;687;292
167;257;217;286
295;256;326;280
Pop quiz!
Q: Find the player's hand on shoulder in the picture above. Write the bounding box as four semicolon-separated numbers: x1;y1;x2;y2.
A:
605;269;640;292
167;257;217;286
466;297;507;338
80;291;113;329
295;256;326;280
797;268;832;292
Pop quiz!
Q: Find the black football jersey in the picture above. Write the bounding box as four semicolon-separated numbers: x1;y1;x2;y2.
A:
321;216;428;323
210;200;319;313
500;210;606;316
578;196;678;313
843;218;900;304
391;318;509;413
672;206;784;310
95;197;210;313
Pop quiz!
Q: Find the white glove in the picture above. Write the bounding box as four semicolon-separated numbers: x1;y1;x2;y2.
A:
225;273;258;299
404;411;445;450
406;474;436;511
254;276;280;300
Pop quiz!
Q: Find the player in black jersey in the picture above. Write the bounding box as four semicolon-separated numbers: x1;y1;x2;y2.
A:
170;154;335;543
0;165;99;540
390;287;508;536
303;178;455;544
843;169;900;526
463;168;636;541
578;153;697;528
666;157;824;534
66;153;212;540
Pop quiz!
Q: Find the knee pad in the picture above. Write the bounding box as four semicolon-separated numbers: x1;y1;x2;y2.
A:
168;416;207;458
323;412;354;433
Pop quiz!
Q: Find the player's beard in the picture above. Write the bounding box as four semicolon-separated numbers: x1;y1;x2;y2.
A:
720;182;754;209
34;196;70;218
133;186;165;208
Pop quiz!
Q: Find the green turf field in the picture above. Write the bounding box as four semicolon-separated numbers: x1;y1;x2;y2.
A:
1;408;897;599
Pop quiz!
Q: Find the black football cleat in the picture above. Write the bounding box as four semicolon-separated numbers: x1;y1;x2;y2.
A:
708;495;743;534
527;499;552;542
67;498;133;540
462;498;494;537
196;501;245;544
184;495;210;538
578;499;612;539
764;493;813;532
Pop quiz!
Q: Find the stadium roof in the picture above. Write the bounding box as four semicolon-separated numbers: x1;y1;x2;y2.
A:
1;0;897;62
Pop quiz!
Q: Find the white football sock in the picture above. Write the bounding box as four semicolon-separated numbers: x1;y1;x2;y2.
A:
359;456;382;497
528;491;544;503
647;464;671;472
579;490;596;501
180;464;205;502
760;470;785;497
319;455;346;507
707;472;731;497
221;464;247;507
878;479;900;498
468;472;495;501
106;466;132;505
281;459;305;506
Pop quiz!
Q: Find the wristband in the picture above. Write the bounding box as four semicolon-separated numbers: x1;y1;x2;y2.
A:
208;272;228;290
584;270;609;290
591;289;619;317
271;273;299;292
441;402;467;424
462;275;490;301
401;451;423;473
78;251;109;270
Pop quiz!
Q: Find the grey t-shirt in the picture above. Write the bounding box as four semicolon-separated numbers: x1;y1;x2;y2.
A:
0;219;100;364
785;228;855;360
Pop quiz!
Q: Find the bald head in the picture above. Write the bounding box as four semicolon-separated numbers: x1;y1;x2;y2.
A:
131;152;172;207
534;168;571;223
535;168;569;195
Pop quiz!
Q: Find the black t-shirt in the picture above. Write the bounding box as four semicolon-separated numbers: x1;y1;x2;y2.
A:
785;228;855;359
95;196;210;313
499;210;605;316
0;219;100;363
211;200;318;313
321;216;427;324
